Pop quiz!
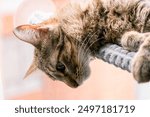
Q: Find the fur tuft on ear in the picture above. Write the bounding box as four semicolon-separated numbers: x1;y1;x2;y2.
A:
24;61;37;79
13;25;48;47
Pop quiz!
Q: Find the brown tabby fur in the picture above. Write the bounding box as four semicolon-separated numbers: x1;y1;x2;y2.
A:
14;0;150;88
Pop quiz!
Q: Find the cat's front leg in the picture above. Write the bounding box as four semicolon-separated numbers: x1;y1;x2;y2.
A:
121;31;150;83
132;37;150;83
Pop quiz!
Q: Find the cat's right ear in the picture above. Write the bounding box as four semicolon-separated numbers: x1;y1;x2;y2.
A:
13;25;49;47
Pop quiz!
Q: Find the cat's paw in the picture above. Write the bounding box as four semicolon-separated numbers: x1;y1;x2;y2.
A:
132;45;150;83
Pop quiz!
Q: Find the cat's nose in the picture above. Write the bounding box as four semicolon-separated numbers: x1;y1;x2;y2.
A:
64;78;80;88
75;77;83;86
67;80;79;88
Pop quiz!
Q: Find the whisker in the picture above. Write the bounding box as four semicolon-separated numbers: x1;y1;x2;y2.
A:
78;31;98;58
80;37;100;65
84;38;100;56
77;30;99;71
77;32;93;65
79;38;100;71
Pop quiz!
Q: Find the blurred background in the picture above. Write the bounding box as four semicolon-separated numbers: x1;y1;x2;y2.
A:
0;0;150;100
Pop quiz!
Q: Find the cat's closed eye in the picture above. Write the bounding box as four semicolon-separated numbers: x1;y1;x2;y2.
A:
56;62;66;72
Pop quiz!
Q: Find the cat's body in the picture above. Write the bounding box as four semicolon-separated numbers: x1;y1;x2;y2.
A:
14;0;150;88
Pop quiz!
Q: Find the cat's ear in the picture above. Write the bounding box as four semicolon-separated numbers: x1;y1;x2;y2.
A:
13;25;49;47
24;61;37;79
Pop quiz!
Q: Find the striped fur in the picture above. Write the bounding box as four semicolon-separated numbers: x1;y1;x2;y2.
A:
14;0;150;87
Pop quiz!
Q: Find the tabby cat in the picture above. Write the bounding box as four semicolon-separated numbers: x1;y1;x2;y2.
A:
13;0;150;88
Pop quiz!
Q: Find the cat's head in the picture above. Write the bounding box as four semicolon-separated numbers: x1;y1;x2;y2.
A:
13;22;91;88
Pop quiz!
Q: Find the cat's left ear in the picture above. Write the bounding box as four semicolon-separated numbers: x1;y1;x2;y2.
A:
13;25;49;47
